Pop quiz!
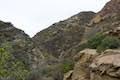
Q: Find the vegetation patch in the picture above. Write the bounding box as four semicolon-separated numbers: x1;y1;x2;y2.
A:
87;32;120;52
61;59;74;73
0;43;29;80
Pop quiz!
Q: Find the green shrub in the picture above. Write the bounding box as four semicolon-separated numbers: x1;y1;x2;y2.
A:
96;45;107;53
97;36;120;52
101;36;120;49
87;32;105;49
27;70;42;80
87;32;120;52
61;59;74;73
28;63;64;80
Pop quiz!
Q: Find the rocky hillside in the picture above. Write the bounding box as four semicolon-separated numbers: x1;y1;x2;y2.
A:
32;0;120;80
33;0;120;59
0;20;62;80
0;21;50;80
87;0;120;36
0;21;31;66
33;12;95;57
0;0;120;80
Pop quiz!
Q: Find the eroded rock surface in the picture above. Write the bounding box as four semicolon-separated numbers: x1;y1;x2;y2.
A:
64;49;98;80
64;49;120;80
63;70;73;80
90;49;120;80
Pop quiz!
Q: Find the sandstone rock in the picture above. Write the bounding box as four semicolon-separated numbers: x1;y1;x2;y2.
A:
64;49;120;80
74;49;98;62
63;49;97;80
72;49;98;80
104;27;120;39
63;70;73;80
90;49;120;80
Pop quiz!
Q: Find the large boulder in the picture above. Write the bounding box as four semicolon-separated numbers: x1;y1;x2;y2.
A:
90;49;120;80
63;70;73;80
63;49;98;80
72;49;98;80
64;49;120;80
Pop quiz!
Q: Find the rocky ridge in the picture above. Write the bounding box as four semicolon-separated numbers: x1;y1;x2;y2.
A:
33;12;95;58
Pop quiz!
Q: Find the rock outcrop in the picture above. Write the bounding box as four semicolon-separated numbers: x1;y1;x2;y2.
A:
104;27;120;39
64;49;120;80
64;49;98;80
63;70;73;80
90;49;120;80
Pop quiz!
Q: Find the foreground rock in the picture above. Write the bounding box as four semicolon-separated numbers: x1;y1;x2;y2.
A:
63;70;73;80
72;49;98;80
64;49;120;80
64;49;98;80
90;49;120;80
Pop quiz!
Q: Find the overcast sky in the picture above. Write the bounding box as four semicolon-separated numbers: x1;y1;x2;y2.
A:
0;0;110;37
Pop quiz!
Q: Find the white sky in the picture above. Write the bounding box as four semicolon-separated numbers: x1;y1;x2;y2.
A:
0;0;110;37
